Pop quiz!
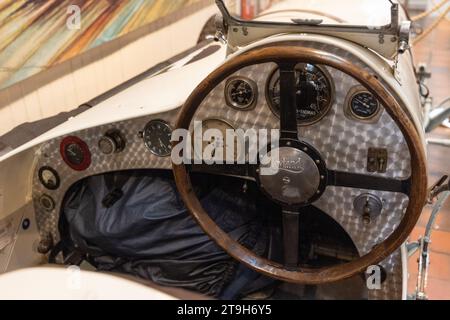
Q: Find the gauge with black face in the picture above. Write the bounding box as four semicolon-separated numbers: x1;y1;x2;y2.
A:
350;91;380;119
38;166;60;190
266;63;335;126
345;86;382;123
143;120;172;157
65;144;84;165
225;77;258;110
60;136;91;171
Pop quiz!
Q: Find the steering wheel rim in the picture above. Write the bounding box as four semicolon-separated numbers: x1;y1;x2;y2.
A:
172;45;427;284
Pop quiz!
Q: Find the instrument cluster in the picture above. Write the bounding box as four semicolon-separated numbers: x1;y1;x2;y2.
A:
223;64;383;126
50;63;385;189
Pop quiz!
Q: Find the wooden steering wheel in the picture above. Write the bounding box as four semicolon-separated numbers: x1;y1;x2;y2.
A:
172;45;427;284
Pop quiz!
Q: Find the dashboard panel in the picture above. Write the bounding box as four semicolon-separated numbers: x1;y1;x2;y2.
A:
33;60;411;255
31;41;412;300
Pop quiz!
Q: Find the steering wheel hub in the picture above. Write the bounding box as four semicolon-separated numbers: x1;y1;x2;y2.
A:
259;145;324;206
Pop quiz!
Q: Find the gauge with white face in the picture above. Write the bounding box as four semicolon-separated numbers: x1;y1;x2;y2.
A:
143;120;173;157
193;119;236;161
38;167;60;190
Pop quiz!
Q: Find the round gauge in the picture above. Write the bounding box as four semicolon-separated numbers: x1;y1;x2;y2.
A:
38;167;60;190
39;194;55;212
266;63;335;126
143;120;173;157
193;119;236;161
60;136;91;171
350;91;380;119
344;86;383;123
225;77;258;110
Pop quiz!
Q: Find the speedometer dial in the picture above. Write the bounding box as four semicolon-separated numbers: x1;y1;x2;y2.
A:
266;63;334;126
143;120;172;157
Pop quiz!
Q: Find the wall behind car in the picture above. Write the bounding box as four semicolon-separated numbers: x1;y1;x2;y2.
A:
0;0;216;136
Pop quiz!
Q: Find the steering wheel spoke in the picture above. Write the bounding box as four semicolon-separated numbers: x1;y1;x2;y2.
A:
278;62;299;140
282;209;300;269
187;162;258;181
328;170;411;195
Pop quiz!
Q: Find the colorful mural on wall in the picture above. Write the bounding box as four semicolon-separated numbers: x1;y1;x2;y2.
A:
225;0;280;19
0;0;203;89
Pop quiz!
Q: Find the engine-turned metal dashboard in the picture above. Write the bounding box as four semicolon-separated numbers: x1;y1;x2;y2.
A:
32;42;412;300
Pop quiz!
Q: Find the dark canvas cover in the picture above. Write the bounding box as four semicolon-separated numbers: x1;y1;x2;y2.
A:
61;171;270;299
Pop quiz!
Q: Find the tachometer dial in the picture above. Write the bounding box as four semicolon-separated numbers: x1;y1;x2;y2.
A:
143;120;173;157
225;77;258;110
266;63;334;126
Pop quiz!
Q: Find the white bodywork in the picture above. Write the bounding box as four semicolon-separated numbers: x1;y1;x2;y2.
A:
0;0;425;300
0;266;177;300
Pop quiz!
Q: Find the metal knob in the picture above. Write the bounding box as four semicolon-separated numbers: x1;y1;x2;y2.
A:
98;130;126;155
354;194;383;224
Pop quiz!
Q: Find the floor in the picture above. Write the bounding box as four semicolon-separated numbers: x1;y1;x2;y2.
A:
407;17;450;300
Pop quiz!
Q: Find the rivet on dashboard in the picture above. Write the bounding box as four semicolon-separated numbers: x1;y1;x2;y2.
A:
22;219;31;230
37;235;54;254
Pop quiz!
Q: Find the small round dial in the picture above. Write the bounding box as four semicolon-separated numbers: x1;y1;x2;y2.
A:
143;120;172;157
38;167;60;190
350;91;380;119
267;63;334;126
39;194;55;212
60;137;91;171
225;77;258;110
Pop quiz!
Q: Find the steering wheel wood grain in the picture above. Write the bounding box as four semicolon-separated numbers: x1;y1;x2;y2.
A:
172;45;427;284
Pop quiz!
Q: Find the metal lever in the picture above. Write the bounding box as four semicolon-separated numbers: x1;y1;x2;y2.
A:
410;175;450;300
428;175;450;203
